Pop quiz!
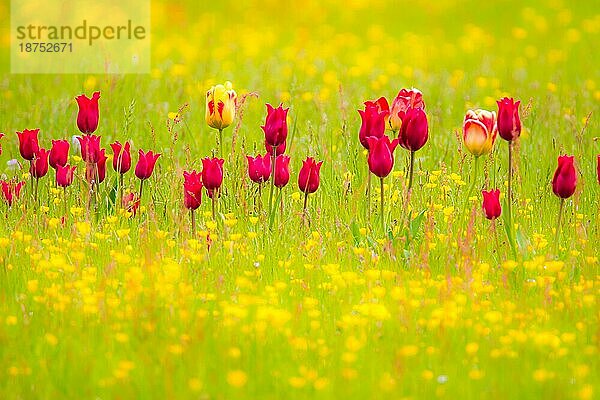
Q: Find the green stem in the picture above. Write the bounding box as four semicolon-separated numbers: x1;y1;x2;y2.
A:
367;170;371;227
506;141;517;258
212;192;217;222
139;179;144;203
191;209;196;235
380;177;385;234
554;198;565;257
408;150;415;191
303;190;309;218
64;186;68;219
218;129;223;158
268;146;276;220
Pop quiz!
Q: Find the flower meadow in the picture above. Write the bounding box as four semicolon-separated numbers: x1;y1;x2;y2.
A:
0;1;599;399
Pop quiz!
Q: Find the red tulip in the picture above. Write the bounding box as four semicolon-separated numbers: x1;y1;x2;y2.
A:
30;149;50;178
597;155;600;185
76;91;100;134
247;154;272;184
183;170;203;210
552;155;577;199
397;107;428;152
265;140;286;156
49;139;70;169
358;98;389;149
110;141;132;174
202;157;224;195
496;97;521;142
16;129;40;161
274;155;291;188
366;135;399;178
1;179;25;207
298;157;323;194
482;189;502;220
389;88;424;132
122;192;140;216
77;134;101;163
262;103;289;147
97;149;108;183
56;164;76;188
135;150;161;180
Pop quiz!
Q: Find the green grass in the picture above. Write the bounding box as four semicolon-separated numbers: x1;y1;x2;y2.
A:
0;0;598;399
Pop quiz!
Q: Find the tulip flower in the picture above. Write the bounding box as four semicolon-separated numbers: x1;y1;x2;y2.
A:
135;149;161;201
262;103;290;219
77;134;101;163
463;109;497;157
110;141;132;174
16;128;40;161
56;164;76;188
358;98;389;150
122;192;140;217
482;189;501;220
552;155;577;254
49;139;69;169
30;148;50;179
389;88;425;133
97;149;108;184
56;164;76;217
247;154;272;184
1;179;25;208
206;81;236;156
298;157;323;217
183;170;203;234
397;107;428;190
202;157;224;220
274;155;291;188
265;140;286;156
496;97;522;257
76;91;100;134
367;135;399;231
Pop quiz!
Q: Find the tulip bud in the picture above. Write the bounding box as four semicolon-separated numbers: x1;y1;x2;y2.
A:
135;150;161;180
358;98;389;149
56;164;76;188
16;128;40;161
122;192;140;216
274;155;291;188
202;157;224;197
389;88;424;132
49;139;70;169
206;81;236;130
463;109;497;157
298;157;323;194
496;97;521;142
30;149;50;179
1;179;25;207
246;154;272;184
366;135;399;178
397;107;428;152
262;104;289;147
183;170;203;210
110;141;132;174
76;91;100;134
482;189;502;220
552;155;577;199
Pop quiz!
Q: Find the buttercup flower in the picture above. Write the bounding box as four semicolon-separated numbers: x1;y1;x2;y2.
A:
49;139;70;169
552;155;577;199
298;157;323;194
110;141;132;174
482;189;502;220
496;97;521;142
135;150;161;180
366;135;399;178
183;170;203;210
16;129;40;161
358;98;389;149
206;81;236;130
262;104;289;148
76;91;100;134
389;88;425;132
463;109;498;157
